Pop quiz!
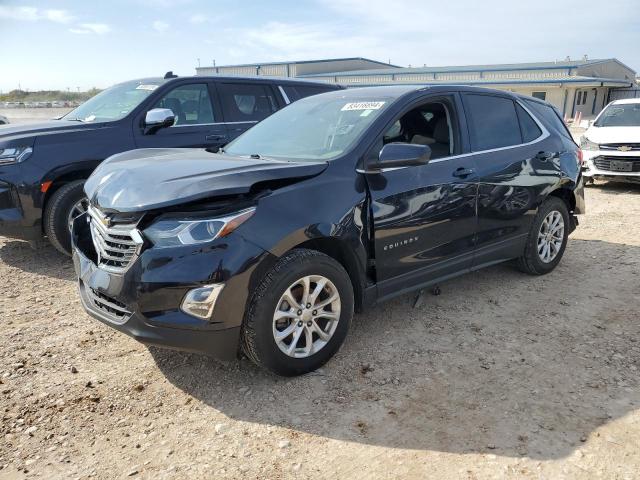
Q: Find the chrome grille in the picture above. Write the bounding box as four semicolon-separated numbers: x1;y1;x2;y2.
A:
600;143;640;152
82;282;131;324
593;156;640;172
88;206;142;273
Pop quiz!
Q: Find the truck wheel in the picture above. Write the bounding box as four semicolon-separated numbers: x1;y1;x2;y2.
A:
43;180;88;256
241;249;354;376
517;197;569;275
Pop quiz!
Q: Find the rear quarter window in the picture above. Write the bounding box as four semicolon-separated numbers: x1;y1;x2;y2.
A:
523;99;574;142
516;103;542;142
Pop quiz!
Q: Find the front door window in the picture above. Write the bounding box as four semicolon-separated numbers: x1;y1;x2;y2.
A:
153;84;215;125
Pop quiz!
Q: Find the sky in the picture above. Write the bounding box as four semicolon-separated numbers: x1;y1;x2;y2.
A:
1;0;639;92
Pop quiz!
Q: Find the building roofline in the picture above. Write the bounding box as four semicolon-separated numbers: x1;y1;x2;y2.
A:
336;77;633;88
301;58;638;78
577;58;637;74
196;57;400;69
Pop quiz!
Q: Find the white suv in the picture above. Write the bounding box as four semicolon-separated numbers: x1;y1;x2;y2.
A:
581;98;640;183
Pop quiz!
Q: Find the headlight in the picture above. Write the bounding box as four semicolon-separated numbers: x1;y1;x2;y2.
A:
579;136;599;151
144;208;255;248
0;146;33;165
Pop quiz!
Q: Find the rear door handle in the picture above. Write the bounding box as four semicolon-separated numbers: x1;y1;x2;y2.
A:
452;167;475;178
205;134;227;142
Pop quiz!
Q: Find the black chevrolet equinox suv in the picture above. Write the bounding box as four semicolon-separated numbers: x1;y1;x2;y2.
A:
0;74;339;254
72;85;585;376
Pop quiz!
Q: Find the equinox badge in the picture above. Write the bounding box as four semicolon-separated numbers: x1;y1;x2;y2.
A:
383;236;419;251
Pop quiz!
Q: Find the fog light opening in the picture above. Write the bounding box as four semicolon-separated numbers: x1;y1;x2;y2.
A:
180;284;224;320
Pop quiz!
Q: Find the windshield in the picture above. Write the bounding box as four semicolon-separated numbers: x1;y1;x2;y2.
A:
63;79;164;123
224;92;394;161
594;103;640;127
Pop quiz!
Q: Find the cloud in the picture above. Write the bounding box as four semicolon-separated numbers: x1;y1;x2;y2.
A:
0;6;74;23
69;23;112;35
152;20;169;32
189;13;208;24
227;21;378;62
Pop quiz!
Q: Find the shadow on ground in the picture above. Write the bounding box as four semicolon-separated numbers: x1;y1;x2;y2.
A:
0;239;73;281
589;179;640;193
151;238;640;460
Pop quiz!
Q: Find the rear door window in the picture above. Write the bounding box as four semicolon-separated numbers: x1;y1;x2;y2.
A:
463;94;522;151
153;83;215;125
217;83;277;122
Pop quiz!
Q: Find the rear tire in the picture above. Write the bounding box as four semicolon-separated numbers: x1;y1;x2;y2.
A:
517;197;569;275
43;180;87;256
241;249;354;376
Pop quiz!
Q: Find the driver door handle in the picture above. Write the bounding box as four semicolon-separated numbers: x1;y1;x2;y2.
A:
452;167;475;178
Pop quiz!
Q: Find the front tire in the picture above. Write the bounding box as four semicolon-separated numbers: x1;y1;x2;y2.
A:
517;197;570;275
241;249;354;376
43;180;88;256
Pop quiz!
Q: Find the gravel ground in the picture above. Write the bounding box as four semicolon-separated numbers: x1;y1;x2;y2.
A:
0;183;639;480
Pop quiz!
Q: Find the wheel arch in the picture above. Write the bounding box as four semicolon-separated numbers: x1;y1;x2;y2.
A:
547;186;577;213
41;170;93;230
291;236;368;313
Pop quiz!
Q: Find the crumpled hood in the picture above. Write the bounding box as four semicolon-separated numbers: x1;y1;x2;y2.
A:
85;148;328;213
583;125;640;144
0;120;104;145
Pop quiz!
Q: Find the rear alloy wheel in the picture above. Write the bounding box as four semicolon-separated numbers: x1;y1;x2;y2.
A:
43;180;88;256
242;249;354;376
517;196;570;275
536;211;564;264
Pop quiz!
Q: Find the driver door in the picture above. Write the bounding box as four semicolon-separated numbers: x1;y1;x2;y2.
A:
364;94;479;298
134;82;227;150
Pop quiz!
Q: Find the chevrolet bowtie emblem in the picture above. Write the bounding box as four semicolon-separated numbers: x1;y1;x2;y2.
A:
617;146;632;152
91;207;111;228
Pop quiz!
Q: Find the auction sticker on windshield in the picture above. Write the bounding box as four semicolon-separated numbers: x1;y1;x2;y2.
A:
136;84;159;91
341;101;386;111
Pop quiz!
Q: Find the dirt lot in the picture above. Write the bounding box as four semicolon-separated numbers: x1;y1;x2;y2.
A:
0;108;72;125
1;183;639;480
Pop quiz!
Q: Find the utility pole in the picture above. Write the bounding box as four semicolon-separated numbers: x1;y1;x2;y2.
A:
197;58;201;67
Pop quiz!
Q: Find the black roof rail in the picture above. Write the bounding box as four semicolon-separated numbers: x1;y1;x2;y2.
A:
164;71;178;79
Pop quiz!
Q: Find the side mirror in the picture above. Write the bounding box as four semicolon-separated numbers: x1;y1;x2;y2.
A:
368;143;431;171
144;108;175;134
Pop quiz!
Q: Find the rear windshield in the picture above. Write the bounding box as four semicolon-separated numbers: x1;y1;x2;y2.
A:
594;103;640;127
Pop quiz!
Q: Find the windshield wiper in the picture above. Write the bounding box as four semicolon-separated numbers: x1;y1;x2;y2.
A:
249;154;261;159
65;117;85;122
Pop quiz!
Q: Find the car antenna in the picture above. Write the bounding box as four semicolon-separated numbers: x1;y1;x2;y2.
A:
164;71;178;79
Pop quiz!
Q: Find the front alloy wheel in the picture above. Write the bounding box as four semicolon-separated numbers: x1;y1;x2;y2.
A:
272;275;341;358
242;249;354;376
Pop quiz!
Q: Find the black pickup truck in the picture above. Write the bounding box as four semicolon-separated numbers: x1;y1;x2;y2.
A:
0;74;339;254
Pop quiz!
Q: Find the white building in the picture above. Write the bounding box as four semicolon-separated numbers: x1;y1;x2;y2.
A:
196;57;636;118
196;57;397;78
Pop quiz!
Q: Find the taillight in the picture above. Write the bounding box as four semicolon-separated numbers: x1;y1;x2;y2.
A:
577;149;584;166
